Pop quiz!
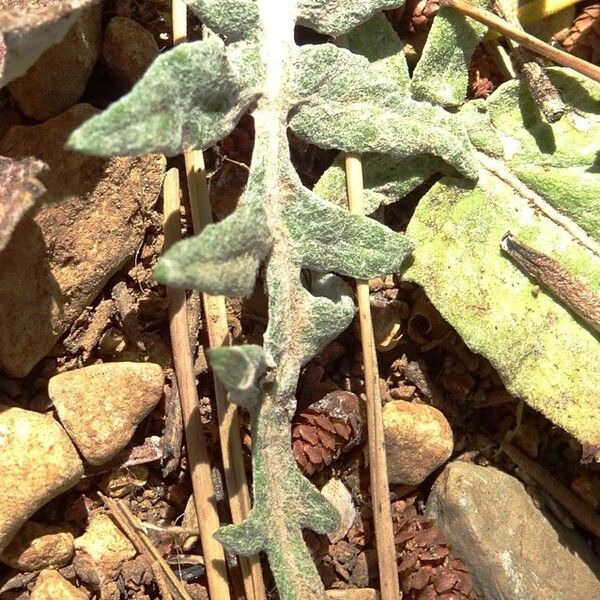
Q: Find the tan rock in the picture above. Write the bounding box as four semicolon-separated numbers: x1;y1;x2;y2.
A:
383;400;453;486
0;406;83;552
0;104;166;377
31;569;88;600
8;4;102;121
326;590;380;599
103;17;159;89
75;513;136;582
49;362;164;465
1;521;74;571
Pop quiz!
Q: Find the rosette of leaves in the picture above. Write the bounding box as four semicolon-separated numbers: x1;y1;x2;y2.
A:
67;1;478;597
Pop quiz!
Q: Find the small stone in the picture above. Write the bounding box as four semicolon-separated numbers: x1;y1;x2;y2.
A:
8;5;102;121
1;521;74;571
321;478;356;544
30;569;88;600
75;513;136;583
0;104;166;377
49;362;164;465
0;406;83;553
103;17;159;89
325;589;380;599
383;400;453;485
426;462;600;600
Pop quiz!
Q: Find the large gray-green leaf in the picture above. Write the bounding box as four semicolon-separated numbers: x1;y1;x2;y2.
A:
410;3;489;107
290;44;478;180
405;68;600;457
185;0;260;41
297;0;404;37
68;38;261;156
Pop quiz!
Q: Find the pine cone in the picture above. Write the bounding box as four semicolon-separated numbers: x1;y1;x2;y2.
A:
468;46;504;99
554;4;600;64
292;391;362;475
393;497;477;599
405;0;440;33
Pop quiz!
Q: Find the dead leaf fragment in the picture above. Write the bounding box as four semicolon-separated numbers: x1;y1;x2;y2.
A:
0;155;46;251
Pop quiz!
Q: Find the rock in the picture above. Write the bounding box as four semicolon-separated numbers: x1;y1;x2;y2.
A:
8;5;102;121
0;521;74;571
426;461;600;600
30;569;88;600
49;362;164;465
0;104;166;377
75;513;136;583
382;400;453;485
320;478;356;544
326;589;380;599
0;406;83;552
103;17;159;89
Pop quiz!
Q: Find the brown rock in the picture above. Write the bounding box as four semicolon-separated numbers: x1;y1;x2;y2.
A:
30;569;88;600
75;513;136;583
103;17;159;89
426;462;600;600
1;521;74;571
49;362;164;465
0;406;83;552
383;400;453;485
8;4;102;120
0;104;166;377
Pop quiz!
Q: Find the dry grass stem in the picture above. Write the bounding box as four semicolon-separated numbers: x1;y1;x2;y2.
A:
345;154;400;600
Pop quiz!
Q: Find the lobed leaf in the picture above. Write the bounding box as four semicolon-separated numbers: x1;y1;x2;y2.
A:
410;3;489;106
297;0;404;37
185;0;260;41
68;38;261;156
154;203;271;296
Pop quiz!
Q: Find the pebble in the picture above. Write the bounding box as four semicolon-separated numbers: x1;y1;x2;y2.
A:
0;104;166;377
75;513;136;583
103;17;159;89
8;4;102;120
320;478;356;544
326;589;380;599
0;521;74;571
30;569;88;600
0;406;83;552
382;400;453;485
49;362;164;465
426;461;600;600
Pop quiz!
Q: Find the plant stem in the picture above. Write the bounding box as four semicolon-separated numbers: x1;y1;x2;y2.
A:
163;168;232;600
441;0;600;82
345;154;400;600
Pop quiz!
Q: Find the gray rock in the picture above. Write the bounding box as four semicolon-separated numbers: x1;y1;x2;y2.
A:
0;104;166;377
8;4;102;121
49;362;164;465
0;406;83;553
426;461;600;600
103;17;159;89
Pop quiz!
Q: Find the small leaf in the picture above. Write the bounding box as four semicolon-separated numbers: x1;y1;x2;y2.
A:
207;345;267;407
290;44;478;179
185;0;260;41
284;184;414;278
297;0;404;37
0;156;46;251
216;513;267;555
68;38;261;156
154;203;271;296
411;3;489;106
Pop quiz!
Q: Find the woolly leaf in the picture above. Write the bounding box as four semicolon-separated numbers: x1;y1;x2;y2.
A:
68;38;261;156
154;203;271;296
283;184;414;276
207;345;267;407
297;0;404;37
290;44;478;180
216;513;267;555
185;0;260;41
405;68;600;457
411;3;489;106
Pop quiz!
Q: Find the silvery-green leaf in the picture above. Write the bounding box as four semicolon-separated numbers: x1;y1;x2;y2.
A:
297;0;404;37
314;153;446;213
68;39;261;156
411;3;489;106
185;0;260;41
406;68;600;457
154;203;271;296
290;44;478;179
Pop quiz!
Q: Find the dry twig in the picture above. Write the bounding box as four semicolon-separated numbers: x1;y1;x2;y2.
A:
345;154;400;600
